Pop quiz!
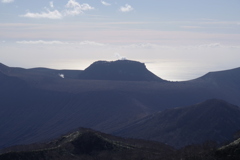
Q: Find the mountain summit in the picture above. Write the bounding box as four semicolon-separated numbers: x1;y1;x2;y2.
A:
79;60;165;81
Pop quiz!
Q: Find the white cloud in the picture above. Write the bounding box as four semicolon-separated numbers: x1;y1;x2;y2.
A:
101;1;111;6
21;9;63;19
1;0;14;3
64;0;94;16
50;1;54;8
20;0;94;19
119;4;133;12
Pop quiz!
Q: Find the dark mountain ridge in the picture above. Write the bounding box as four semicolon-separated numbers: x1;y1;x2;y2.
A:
0;65;81;80
115;99;240;148
0;128;175;160
193;67;240;88
192;67;240;105
1;128;239;160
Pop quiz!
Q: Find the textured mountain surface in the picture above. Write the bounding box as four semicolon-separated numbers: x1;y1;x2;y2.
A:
115;99;240;148
215;138;240;160
0;128;175;160
1;60;240;149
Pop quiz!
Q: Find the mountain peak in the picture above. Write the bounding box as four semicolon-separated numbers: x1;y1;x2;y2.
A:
79;60;165;81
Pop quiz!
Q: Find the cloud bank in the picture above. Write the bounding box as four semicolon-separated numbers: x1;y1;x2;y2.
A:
16;40;68;45
16;40;106;46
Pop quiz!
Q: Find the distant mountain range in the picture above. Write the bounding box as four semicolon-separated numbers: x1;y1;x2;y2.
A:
1;60;240;149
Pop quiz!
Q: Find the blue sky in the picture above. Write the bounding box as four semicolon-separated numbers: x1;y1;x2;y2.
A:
1;0;240;81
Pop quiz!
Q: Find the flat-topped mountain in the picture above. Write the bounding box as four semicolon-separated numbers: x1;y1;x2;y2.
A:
79;60;165;81
115;99;240;148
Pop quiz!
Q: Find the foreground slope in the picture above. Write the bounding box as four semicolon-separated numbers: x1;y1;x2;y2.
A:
1;128;240;160
215;138;240;160
115;99;240;148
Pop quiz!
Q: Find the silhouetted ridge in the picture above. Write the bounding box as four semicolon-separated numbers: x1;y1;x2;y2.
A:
79;60;165;81
195;67;240;85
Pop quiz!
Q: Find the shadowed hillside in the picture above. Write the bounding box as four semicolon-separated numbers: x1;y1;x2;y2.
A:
115;99;240;148
0;128;175;160
192;67;240;105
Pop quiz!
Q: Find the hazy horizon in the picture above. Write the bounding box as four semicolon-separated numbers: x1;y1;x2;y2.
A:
1;0;240;81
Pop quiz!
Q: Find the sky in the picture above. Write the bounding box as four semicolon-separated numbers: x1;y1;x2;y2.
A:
0;0;240;81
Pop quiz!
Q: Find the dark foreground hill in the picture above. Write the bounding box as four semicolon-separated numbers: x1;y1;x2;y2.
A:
115;99;240;148
0;128;175;160
1;128;239;160
1;60;240;149
215;138;240;160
